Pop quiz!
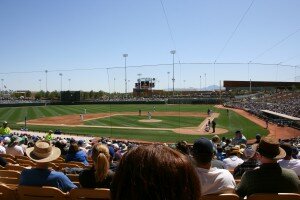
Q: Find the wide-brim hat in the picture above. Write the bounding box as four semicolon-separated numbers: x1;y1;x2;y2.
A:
26;140;61;163
229;146;243;155
252;137;286;160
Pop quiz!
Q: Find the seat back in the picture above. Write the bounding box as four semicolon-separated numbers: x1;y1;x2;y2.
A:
248;193;300;200
202;193;239;200
5;165;27;172
69;188;111;200
0;177;19;185
0;154;15;160
17;160;36;167
0;170;21;179
17;186;67;200
4;158;17;164
0;184;17;200
15;155;30;161
59;163;80;170
68;161;86;168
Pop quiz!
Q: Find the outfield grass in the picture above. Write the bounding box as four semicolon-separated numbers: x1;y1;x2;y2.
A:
2;104;268;143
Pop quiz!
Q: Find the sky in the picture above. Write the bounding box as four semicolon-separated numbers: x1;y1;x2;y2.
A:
0;0;299;92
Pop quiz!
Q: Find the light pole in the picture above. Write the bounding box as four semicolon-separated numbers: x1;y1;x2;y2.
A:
59;73;63;92
167;71;170;92
1;79;4;96
113;78;116;93
68;79;71;91
170;50;176;96
45;70;48;92
199;75;202;91
204;73;207;91
38;79;42;91
137;73;142;90
123;54;128;96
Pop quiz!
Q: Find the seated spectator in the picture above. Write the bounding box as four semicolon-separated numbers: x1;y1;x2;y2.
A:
233;146;259;178
278;143;300;176
0;121;11;136
45;130;54;141
79;144;114;188
236;137;300;198
223;146;244;170
175;140;190;155
0;156;7;167
19;140;77;192
231;130;247;145
65;143;88;166
6;135;24;156
111;144;201;200
192;138;236;195
0;138;6;154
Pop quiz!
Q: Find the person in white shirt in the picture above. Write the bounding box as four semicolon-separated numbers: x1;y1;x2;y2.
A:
278;143;300;176
0;139;6;154
5;135;24;156
192;137;236;196
223;146;244;170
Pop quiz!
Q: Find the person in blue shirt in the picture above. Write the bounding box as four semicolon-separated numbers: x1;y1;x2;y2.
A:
65;143;89;166
19;140;77;192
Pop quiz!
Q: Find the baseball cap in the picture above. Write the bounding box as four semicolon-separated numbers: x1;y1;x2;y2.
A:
243;146;256;158
192;137;214;155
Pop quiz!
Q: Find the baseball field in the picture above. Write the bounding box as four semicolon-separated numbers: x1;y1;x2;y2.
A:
0;104;270;143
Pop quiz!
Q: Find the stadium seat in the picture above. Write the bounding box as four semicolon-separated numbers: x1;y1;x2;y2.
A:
69;188;111;200
68;161;87;168
17;159;36;167
0;170;21;179
66;174;80;187
247;193;300;200
48;162;59;171
201;193;239;200
59;163;81;170
17;186;68;200
5;165;27;172
3;158;17;164
0;154;15;160
0;183;17;200
15;155;30;160
0;177;19;185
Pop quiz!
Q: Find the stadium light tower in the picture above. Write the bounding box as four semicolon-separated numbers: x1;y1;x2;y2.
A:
113;78;116;93
170;50;176;96
167;71;170;91
59;73;63;92
1;79;4;95
204;73;206;91
123;54;128;96
45;70;48;92
137;73;142;89
38;79;42;91
68;78;71;91
199;75;202;91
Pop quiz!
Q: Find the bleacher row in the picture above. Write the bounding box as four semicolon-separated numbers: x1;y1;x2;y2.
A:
0;154;299;199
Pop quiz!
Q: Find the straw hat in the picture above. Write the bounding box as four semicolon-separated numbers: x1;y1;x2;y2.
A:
26;140;61;163
252;137;286;160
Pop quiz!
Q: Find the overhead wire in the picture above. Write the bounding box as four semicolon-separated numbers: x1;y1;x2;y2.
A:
215;0;255;62
0;62;299;75
250;28;300;62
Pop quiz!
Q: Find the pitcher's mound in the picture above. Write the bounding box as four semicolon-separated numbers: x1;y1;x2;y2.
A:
139;119;162;123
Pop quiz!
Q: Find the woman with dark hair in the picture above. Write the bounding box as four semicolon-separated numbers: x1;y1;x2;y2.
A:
65;143;88;166
111;144;201;200
79;144;114;188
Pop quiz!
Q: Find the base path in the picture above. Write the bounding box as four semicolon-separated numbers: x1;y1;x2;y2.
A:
215;105;300;140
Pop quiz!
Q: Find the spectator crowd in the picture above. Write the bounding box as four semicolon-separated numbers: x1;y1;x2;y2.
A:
0;121;299;199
